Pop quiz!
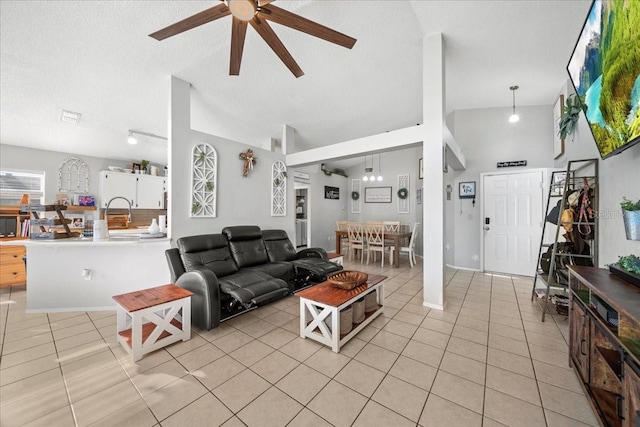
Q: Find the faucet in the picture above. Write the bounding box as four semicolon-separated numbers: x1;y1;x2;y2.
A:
105;197;132;236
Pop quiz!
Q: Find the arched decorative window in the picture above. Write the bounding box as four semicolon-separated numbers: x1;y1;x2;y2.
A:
58;157;89;193
271;161;287;216
397;173;410;214
351;179;361;214
191;143;217;217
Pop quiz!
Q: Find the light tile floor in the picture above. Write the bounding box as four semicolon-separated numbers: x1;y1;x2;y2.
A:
0;259;599;427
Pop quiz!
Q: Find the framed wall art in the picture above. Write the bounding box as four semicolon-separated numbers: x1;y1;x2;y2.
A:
365;186;392;203
553;94;565;159
459;181;476;199
324;186;339;200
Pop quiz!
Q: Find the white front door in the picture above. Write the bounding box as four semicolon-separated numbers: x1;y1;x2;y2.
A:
483;171;543;276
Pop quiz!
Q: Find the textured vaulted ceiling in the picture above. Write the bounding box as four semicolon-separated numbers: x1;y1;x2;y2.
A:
0;1;591;165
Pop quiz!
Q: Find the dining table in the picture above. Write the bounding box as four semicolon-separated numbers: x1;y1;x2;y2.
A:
335;229;412;268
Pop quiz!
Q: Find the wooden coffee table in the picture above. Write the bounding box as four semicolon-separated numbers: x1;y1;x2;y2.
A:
113;284;192;361
296;274;385;352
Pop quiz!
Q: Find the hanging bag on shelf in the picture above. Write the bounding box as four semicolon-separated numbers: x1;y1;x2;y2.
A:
576;177;595;240
561;208;574;233
546;200;562;225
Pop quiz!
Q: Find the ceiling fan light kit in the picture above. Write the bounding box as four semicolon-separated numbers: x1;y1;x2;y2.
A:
228;0;257;21
149;0;356;77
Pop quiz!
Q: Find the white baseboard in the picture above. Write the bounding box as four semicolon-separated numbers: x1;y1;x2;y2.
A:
423;301;444;310
445;263;482;272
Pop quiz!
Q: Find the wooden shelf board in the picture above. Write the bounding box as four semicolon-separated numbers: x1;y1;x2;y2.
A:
118;318;182;347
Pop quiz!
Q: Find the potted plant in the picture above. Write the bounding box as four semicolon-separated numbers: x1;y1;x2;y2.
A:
609;254;640;288
621;197;640;241
558;94;582;141
140;159;149;174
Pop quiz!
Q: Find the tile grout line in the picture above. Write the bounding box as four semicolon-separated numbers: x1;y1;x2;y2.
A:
48;309;81;427
511;274;549;427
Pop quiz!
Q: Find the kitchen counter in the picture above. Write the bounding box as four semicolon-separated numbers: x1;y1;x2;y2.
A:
0;228;169;246
3;233;171;313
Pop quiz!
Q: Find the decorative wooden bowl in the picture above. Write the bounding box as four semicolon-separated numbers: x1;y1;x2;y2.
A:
327;271;368;290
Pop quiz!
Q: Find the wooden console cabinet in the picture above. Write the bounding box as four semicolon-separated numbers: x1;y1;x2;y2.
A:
569;266;640;427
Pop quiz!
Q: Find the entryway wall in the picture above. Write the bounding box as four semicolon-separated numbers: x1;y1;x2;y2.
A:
445;105;554;271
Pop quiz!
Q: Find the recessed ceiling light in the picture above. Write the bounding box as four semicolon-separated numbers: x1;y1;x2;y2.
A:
60;109;81;125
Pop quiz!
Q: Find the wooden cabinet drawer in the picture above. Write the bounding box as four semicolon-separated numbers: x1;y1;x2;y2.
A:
0;245;26;262
0;245;26;287
0;264;26;286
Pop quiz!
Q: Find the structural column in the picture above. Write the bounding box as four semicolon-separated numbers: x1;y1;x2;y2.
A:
422;33;446;310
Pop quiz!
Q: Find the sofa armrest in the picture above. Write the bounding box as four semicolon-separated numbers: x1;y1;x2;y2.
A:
297;247;329;261
175;269;221;330
165;248;186;283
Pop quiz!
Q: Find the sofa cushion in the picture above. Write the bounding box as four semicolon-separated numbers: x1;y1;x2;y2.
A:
218;271;289;305
262;229;298;262
177;234;239;278
245;262;295;284
222;226;270;268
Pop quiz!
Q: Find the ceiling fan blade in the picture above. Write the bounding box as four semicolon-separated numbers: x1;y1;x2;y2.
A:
261;4;356;49
250;17;304;78
230;17;248;75
149;3;230;41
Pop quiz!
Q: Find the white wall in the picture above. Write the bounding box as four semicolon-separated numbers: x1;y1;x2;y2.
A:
0;144;133;217
168;77;294;242
554;80;640;266
447;105;555;270
343;147;423;255
294;171;348;252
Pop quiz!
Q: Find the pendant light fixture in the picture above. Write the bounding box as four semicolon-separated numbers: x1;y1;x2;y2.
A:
362;156;373;181
509;85;520;123
362;155;383;181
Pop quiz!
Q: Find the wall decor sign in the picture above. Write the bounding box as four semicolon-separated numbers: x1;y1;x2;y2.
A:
324;186;339;200
365;186;392;203
293;171;310;180
497;160;527;168
459;181;476;199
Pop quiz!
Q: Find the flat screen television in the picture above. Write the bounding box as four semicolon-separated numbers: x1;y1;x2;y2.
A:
567;0;640;159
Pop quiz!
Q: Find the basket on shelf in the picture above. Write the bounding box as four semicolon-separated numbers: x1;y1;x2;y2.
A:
327;271;368;290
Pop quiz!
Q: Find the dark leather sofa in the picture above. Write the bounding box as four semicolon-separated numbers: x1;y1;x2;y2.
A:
165;226;342;330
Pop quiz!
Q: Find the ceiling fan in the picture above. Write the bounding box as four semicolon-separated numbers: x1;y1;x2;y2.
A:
149;0;357;78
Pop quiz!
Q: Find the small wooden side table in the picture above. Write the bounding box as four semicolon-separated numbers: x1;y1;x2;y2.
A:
113;284;192;361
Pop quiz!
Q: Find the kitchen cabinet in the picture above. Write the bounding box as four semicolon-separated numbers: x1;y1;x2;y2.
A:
568;266;640;427
0;245;26;287
100;171;165;209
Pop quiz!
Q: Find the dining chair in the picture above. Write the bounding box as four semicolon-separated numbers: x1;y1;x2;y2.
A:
336;220;350;256
347;222;365;263
389;222;420;267
365;222;386;267
383;220;400;246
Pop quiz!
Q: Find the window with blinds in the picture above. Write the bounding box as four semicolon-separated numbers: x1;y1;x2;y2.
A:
0;170;45;206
